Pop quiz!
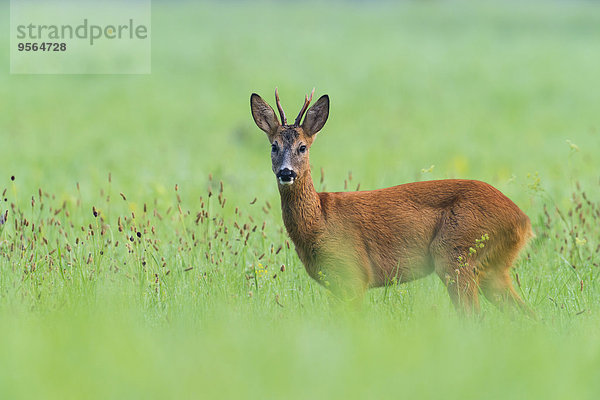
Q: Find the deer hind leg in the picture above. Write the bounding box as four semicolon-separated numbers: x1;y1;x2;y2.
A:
478;227;536;318
433;255;481;316
479;268;535;318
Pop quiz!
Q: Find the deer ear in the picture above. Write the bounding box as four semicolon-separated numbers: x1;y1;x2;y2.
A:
251;93;280;136
301;95;329;136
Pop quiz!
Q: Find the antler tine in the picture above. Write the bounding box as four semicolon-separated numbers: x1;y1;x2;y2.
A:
294;88;315;126
275;88;287;125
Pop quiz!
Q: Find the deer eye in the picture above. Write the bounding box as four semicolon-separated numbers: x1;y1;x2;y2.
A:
298;145;307;154
271;143;278;153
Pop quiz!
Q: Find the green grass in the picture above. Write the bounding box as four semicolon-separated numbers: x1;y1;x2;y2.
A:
1;1;600;399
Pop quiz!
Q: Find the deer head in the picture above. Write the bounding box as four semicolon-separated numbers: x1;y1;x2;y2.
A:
251;89;329;186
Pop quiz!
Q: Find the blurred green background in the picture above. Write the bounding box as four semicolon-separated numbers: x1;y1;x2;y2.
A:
1;1;600;399
3;1;599;202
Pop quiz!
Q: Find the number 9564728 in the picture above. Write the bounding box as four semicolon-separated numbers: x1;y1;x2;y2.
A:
17;42;66;51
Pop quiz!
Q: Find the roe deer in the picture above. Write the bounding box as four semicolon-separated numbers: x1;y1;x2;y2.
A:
250;89;533;315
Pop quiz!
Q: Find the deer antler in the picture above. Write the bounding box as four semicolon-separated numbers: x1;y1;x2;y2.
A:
275;88;287;125
294;88;315;126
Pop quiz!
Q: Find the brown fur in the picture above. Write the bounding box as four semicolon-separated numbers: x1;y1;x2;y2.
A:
251;90;533;315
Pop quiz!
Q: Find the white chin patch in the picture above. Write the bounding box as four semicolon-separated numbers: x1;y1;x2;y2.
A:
278;177;294;185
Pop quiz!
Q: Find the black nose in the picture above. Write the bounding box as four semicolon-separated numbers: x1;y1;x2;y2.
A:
277;168;297;182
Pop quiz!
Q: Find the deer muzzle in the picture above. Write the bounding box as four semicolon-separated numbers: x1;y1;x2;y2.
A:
277;168;297;185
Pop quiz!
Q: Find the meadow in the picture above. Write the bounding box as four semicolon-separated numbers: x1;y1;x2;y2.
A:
1;1;600;399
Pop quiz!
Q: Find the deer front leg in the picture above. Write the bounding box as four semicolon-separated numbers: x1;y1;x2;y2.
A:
315;254;370;308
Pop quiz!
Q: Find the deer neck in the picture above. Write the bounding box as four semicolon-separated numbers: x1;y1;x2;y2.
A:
278;168;323;244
